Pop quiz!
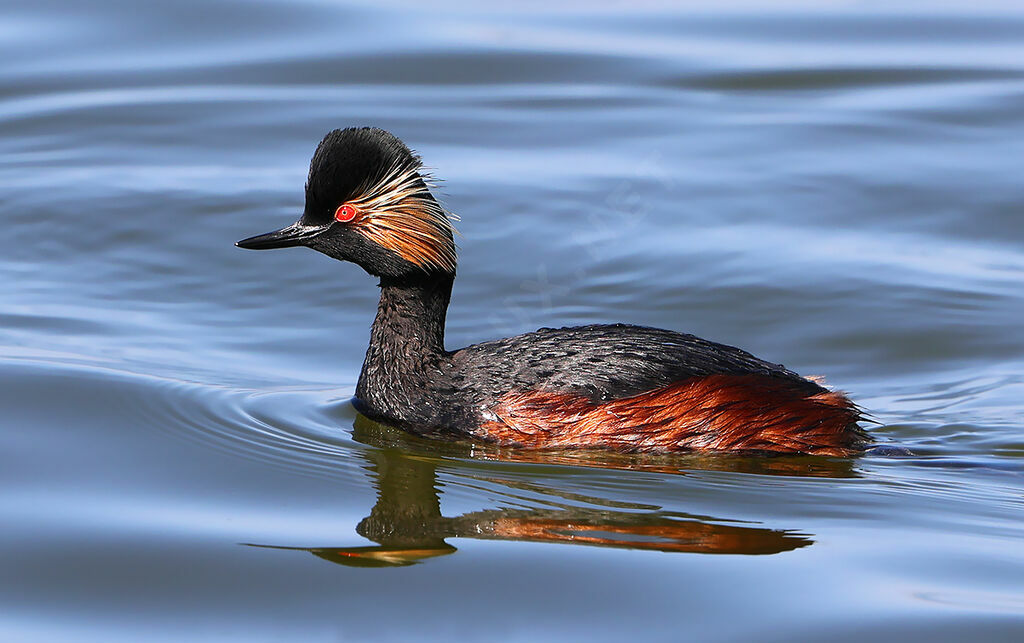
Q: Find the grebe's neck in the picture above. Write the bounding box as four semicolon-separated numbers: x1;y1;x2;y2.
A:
371;273;452;356
356;272;453;420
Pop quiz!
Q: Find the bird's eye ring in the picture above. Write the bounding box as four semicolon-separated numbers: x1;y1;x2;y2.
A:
334;204;358;222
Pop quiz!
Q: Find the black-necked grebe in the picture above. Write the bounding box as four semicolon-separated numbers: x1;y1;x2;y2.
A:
237;127;865;456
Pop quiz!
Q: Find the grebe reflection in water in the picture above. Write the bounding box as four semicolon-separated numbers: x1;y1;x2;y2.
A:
243;415;854;567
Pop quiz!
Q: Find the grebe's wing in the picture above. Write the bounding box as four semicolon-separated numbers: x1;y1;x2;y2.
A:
450;324;820;403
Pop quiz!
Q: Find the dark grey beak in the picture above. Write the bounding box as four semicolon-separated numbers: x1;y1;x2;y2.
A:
235;221;327;250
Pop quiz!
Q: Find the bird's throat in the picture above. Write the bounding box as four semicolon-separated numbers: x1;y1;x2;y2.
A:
355;273;453;418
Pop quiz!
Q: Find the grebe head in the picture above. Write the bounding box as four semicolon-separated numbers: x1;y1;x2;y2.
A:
236;127;456;278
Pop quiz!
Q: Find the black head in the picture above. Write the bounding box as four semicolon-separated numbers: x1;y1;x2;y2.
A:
237;127;456;278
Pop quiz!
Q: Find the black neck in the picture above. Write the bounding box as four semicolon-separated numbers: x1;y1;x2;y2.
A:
355;272;454;419
371;273;452;356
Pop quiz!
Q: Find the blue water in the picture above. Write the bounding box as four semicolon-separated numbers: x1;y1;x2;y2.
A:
2;1;1023;640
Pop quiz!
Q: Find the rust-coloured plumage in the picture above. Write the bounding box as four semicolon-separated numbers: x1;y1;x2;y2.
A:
483;374;863;456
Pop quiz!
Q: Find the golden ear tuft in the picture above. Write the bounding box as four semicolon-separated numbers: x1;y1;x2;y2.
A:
349;161;458;273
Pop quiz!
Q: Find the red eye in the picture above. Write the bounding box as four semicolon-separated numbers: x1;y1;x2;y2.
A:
334;204;357;222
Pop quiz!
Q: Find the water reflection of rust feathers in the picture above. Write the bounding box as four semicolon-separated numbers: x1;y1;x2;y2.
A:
351;160;457;273
484;374;864;456
489;517;810;555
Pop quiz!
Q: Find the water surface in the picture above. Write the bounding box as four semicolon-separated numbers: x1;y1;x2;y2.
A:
2;1;1023;640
